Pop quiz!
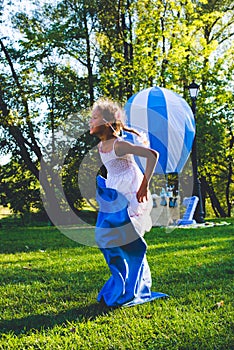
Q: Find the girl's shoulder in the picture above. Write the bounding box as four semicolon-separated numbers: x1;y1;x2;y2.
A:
114;138;133;157
99;138;119;154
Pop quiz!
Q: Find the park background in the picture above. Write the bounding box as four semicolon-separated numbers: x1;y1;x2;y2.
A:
0;0;233;221
0;1;233;349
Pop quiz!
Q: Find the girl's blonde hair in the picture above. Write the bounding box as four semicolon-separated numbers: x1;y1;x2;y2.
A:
92;98;140;136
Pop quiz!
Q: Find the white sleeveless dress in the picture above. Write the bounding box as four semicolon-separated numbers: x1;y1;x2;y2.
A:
99;138;153;236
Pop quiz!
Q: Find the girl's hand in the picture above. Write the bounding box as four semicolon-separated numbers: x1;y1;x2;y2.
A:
137;177;149;203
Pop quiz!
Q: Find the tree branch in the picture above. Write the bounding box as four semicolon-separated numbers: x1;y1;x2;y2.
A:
0;38;42;159
0;90;39;179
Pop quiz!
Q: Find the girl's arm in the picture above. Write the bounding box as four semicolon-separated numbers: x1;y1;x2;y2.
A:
115;140;159;203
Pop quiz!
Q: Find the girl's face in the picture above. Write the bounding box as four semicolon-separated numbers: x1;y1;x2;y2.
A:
89;108;105;136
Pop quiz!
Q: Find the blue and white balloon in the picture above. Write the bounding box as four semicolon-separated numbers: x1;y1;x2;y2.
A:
124;87;195;174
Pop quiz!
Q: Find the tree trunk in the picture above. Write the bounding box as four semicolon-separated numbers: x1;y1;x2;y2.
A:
83;6;94;106
201;175;227;217
121;0;133;99
200;176;207;218
226;127;233;216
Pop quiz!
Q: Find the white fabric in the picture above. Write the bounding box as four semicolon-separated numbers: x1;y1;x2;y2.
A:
161;88;185;172
99;139;153;236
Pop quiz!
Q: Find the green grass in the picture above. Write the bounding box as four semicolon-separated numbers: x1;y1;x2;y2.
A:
0;219;233;349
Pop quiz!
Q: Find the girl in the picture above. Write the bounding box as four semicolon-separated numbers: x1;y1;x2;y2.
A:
89;98;168;307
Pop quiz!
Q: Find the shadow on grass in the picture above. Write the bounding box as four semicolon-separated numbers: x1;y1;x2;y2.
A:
0;302;114;335
0;225;98;254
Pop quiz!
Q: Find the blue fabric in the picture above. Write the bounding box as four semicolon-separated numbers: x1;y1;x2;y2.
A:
124;86;195;174
95;175;168;307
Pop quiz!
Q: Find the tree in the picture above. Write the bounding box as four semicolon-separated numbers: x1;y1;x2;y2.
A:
130;0;234;216
0;158;43;219
0;0;233;219
95;0;135;100
0;1;96;221
191;0;234;217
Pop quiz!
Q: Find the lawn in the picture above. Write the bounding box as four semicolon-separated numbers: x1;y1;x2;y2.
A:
0;219;233;349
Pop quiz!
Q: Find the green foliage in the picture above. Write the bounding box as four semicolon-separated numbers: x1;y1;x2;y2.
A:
0;221;233;349
196;44;234;216
0;0;233;217
0;159;42;215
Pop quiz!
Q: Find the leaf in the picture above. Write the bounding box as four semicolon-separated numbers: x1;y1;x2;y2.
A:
212;300;224;309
